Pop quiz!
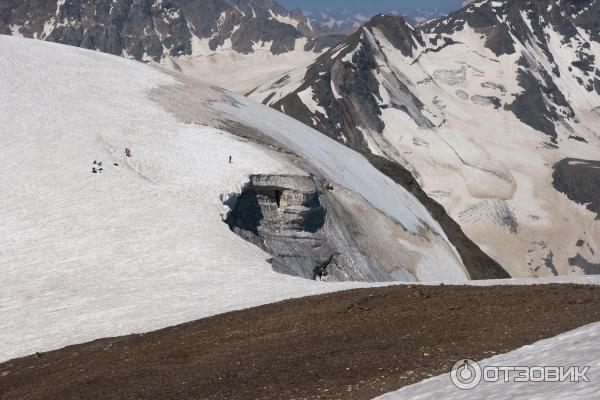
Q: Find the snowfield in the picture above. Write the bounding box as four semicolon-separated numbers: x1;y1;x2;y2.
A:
0;34;469;362
0;35;368;362
162;37;321;94
376;321;600;400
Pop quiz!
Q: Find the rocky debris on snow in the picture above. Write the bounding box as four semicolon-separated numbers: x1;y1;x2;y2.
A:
568;135;589;143
433;66;467;86
471;94;502;109
481;81;507;93
539;251;560;277
569;254;600;275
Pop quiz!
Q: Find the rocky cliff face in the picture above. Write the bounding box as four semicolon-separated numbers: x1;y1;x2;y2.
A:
223;173;509;282
0;0;320;61
223;175;398;281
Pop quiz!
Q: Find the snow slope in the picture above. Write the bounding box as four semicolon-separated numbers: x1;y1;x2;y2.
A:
365;22;600;278
0;34;473;362
0;35;366;362
376;321;600;400
163;37;321;94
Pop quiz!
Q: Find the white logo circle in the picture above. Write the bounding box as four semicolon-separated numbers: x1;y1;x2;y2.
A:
450;359;482;390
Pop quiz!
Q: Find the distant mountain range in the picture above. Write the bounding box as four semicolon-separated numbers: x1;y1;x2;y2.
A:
297;1;476;33
0;0;325;61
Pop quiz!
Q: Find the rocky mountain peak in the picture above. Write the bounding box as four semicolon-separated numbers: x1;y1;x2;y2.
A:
365;14;424;58
427;0;599;56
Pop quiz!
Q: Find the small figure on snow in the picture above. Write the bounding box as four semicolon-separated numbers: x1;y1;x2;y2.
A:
229;155;232;164
125;148;131;157
92;167;97;174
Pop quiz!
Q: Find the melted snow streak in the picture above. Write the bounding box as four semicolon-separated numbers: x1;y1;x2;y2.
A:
375;322;600;400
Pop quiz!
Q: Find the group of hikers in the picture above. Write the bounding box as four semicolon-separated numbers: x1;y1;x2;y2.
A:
91;148;132;174
92;148;234;174
91;160;103;174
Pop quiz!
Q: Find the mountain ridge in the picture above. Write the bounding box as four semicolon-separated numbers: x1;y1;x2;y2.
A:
0;0;325;61
250;0;600;277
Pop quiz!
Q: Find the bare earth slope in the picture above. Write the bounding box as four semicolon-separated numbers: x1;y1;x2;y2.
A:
2;284;600;400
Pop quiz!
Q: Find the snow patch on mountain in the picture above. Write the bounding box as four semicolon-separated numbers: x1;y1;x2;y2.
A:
164;37;319;93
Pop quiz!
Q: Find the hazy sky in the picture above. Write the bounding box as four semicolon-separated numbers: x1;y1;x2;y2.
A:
278;0;467;18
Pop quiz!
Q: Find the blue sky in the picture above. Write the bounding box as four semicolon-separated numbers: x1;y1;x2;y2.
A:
279;0;467;19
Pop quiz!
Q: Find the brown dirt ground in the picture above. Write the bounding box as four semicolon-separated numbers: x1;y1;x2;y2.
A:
2;284;600;400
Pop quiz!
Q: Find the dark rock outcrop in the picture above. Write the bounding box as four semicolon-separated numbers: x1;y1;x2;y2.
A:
267;15;434;149
505;66;568;143
569;253;600;274
223;175;397;282
553;158;600;219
